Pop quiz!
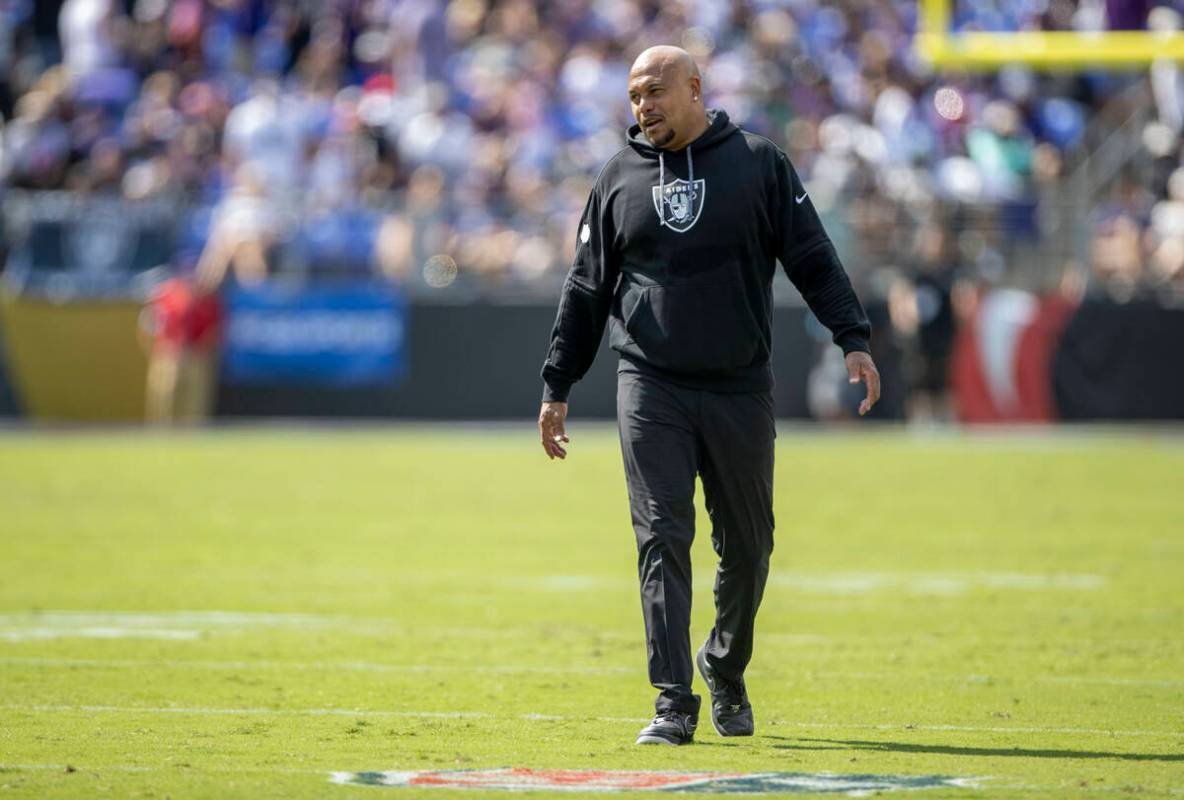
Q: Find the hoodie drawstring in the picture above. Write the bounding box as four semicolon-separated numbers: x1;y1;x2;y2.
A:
656;146;694;228
658;151;666;227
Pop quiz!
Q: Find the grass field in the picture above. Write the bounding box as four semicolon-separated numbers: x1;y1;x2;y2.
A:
0;425;1181;799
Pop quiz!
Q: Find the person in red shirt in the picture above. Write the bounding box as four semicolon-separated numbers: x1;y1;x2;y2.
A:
141;277;223;424
142;167;273;424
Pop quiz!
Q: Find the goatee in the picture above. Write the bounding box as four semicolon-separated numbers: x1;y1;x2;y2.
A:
647;128;675;148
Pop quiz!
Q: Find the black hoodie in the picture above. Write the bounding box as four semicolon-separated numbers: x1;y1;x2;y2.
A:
541;109;870;402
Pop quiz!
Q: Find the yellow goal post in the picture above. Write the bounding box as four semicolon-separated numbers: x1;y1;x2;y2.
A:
916;0;1184;68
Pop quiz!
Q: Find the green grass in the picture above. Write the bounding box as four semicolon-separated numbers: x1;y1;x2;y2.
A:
0;425;1181;799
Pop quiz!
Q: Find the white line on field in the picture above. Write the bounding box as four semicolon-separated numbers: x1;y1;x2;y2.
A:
508;571;1110;595
0;612;628;641
0;656;632;675
1;704;1177;738
2;613;1178;650
0;611;353;628
0;575;1113;634
778;721;1183;738
0;704;485;720
0;763;324;775
2;657;1180;687
0;612;807;644
0;612;661;643
0;628;202;642
1039;675;1184;687
0;764;154;773
812;669;1184;688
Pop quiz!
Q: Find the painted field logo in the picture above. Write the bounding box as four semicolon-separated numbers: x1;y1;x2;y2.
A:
329;768;979;794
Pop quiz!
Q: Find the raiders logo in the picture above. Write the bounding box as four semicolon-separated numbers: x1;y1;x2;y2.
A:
651;178;706;233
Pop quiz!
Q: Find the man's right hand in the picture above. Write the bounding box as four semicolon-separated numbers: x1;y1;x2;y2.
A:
538;402;569;460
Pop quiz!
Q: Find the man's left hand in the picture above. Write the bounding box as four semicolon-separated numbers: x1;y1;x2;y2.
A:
845;351;881;416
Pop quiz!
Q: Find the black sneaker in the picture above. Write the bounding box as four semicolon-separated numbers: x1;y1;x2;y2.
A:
696;644;754;736
634;710;697;745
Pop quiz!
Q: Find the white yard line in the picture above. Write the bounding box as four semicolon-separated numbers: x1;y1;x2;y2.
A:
1;704;1176;738
0;628;203;641
2;656;1179;687
0;656;631;675
0;764;155;773
1039;675;1184;687
0;611;354;627
806;669;1184;688
508;571;1110;594
3;612;1178;650
0;704;487;719
0;763;324;775
777;721;1183;737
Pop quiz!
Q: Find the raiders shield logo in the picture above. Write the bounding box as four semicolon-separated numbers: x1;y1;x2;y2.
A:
652;178;706;233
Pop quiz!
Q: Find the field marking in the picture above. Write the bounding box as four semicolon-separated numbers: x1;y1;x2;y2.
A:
6;610;1172;643
1;704;1177;738
0;656;632;676
0;763;324;775
512;571;1109;595
0;628;202;642
0;612;567;641
2;656;1180;688
0;611;658;641
3;624;1175;649
3;765;1180;796
0;611;357;629
768;571;1107;594
2;613;1179;657
0;704;486;720
1039;675;1184;688
0;572;1115;634
812;670;1184;688
0;611;351;642
0;764;155;773
328;768;985;794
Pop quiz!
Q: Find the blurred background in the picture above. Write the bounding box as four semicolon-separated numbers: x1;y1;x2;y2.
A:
1;0;1182;424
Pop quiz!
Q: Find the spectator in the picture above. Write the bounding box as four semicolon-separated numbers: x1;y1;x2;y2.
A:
900;225;960;422
140;275;223;425
195;164;279;290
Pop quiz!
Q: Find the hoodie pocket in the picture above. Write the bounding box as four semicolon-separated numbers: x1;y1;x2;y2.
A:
622;278;760;373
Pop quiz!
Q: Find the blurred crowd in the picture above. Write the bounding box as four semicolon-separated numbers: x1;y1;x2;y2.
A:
1;0;1181;290
2;0;1184;419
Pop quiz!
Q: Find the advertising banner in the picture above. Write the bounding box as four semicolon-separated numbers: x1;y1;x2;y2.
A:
222;283;405;386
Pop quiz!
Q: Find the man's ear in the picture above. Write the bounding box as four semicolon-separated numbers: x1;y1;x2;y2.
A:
690;76;701;102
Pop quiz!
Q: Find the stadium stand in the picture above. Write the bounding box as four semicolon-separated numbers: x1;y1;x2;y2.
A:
1;0;1182;421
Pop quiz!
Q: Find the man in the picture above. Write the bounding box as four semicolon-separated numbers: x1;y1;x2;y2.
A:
537;46;880;746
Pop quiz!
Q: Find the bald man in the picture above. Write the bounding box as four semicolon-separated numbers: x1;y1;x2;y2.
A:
539;46;880;745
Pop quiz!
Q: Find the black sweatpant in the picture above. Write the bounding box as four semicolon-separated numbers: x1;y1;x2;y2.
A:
616;369;776;715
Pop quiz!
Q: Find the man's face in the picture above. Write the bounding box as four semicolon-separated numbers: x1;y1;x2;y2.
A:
628;59;698;149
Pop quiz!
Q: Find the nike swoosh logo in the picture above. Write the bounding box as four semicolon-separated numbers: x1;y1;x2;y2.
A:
795;193;808;204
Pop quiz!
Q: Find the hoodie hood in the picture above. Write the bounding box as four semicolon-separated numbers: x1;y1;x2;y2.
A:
626;108;738;157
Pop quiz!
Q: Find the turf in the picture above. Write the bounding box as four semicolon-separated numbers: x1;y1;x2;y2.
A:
0;425;1181;799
